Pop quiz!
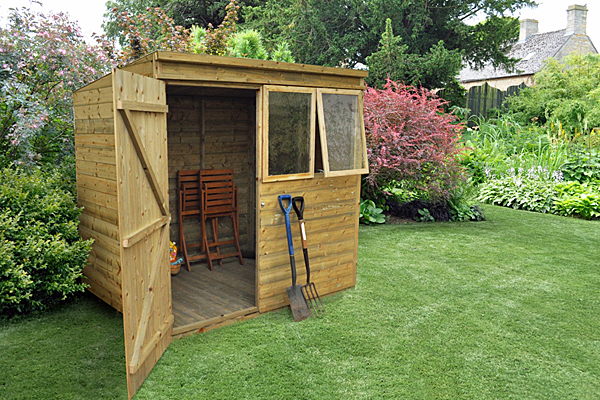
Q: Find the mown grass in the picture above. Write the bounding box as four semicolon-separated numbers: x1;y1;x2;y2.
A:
0;293;126;399
1;205;599;399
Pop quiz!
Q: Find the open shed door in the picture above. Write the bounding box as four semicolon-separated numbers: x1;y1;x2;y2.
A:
112;69;173;399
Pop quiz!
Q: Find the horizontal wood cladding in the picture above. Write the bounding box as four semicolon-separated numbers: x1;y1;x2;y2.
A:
75;118;114;135
84;272;123;313
74;86;113;106
74;81;123;313
257;175;360;312
79;199;119;226
167;90;256;259
157;61;364;90
167;94;202;249
80;219;123;312
74;103;114;120
77;160;117;181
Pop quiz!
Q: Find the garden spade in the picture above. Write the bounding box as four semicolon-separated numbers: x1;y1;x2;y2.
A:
278;194;311;322
292;196;326;317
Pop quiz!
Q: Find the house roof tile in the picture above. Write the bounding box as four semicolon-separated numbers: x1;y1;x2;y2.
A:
459;29;570;82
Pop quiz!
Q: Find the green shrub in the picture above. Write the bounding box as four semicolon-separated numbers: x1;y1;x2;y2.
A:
505;53;600;136
0;168;92;318
478;177;556;213
447;181;485;222
228;29;269;60
553;181;600;220
561;148;600;184
359;199;386;225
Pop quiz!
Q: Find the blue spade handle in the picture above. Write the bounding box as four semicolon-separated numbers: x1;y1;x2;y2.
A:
278;194;294;256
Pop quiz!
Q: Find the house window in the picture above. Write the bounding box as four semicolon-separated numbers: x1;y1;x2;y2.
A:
317;89;368;176
262;86;316;182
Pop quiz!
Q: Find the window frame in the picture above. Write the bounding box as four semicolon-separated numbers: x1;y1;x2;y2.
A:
316;88;369;177
261;85;317;183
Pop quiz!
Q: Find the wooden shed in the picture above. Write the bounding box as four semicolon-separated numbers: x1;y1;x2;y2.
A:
73;51;368;398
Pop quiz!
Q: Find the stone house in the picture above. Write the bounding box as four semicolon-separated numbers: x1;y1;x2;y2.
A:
458;4;597;117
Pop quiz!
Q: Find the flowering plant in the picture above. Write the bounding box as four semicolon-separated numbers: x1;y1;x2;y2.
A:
0;8;113;166
112;6;191;64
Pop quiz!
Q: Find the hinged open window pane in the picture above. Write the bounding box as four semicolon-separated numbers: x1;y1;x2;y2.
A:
317;89;368;177
262;86;316;182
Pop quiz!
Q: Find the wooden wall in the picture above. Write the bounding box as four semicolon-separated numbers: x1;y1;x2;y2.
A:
73;75;123;312
167;88;256;260
256;175;361;312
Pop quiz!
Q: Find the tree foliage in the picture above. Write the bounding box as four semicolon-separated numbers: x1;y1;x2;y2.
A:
366;18;463;89
243;0;530;82
363;80;466;201
0;8;113;166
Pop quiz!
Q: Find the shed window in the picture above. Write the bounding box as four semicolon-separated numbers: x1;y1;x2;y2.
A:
263;86;316;182
317;89;368;177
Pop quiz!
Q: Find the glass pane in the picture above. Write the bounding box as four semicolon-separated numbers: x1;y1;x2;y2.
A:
322;93;364;171
268;91;312;176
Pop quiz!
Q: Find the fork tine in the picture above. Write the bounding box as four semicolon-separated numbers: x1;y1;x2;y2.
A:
302;283;326;317
309;282;326;315
302;285;319;317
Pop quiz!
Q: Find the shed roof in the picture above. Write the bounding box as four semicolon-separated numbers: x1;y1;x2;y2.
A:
459;29;570;83
77;51;369;92
131;51;369;78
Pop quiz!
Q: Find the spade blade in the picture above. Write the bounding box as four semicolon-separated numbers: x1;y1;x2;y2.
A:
286;284;311;322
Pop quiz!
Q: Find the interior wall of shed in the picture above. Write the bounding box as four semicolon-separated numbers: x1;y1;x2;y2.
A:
166;86;257;263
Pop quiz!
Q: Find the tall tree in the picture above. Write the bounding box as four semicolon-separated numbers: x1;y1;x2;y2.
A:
243;0;532;84
367;18;463;89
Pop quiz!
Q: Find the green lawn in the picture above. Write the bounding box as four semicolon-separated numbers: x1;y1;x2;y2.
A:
1;205;599;399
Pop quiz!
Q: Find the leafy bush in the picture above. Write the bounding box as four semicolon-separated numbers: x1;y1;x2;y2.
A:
359;199;386;225
553;182;600;220
415;208;435;222
448;202;485;222
0;168;92;318
478;171;600;220
478;177;556;213
228;29;269;59
446;179;486;221
363;79;466;202
505;53;600;137
561;148;600;184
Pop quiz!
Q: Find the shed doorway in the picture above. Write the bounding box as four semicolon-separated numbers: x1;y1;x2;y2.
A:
165;85;258;334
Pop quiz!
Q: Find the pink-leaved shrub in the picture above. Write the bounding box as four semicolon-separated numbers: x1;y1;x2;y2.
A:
363;80;466;201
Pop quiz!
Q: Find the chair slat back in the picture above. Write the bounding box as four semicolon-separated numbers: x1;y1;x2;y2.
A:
177;170;201;220
200;169;236;216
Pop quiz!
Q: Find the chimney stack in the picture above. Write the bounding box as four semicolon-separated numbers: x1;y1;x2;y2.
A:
519;19;539;42
566;4;588;35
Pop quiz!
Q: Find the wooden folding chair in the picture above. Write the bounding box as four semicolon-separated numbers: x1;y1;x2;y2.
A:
200;169;244;270
176;170;206;271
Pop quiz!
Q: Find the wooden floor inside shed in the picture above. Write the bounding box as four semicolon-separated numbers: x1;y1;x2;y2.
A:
171;258;255;333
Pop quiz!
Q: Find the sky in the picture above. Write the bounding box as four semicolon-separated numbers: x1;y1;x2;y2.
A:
1;0;599;50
